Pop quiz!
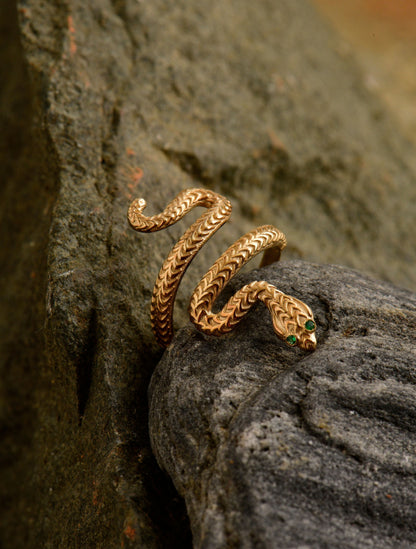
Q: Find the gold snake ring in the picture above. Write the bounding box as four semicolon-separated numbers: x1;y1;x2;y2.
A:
128;188;317;351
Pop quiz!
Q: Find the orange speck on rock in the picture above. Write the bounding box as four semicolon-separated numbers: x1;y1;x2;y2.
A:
251;148;263;159
386;493;392;499
79;69;91;89
18;6;31;17
274;74;286;92
126;148;136;157
123;525;137;541
67;15;77;55
267;129;287;151
30;271;36;279
92;481;99;506
132;167;144;183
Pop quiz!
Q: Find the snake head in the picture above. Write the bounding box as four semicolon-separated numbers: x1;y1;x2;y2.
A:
288;322;317;351
270;294;317;351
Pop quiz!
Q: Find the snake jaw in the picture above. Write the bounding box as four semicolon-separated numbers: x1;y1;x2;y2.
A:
298;331;317;351
280;327;316;351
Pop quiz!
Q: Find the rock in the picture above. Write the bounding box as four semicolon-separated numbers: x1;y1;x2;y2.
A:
149;261;416;548
2;0;416;546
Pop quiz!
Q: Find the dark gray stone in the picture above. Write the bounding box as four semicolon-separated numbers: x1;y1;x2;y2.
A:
2;0;416;546
149;261;416;548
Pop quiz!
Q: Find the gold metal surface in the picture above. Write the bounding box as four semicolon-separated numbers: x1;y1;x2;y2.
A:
128;188;317;351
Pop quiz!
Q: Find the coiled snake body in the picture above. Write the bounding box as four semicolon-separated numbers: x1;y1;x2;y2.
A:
128;188;317;351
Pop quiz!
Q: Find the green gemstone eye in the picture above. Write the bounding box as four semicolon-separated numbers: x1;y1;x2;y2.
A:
305;320;315;332
286;335;297;346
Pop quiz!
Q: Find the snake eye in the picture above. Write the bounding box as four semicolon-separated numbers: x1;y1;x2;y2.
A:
286;335;297;346
305;320;315;332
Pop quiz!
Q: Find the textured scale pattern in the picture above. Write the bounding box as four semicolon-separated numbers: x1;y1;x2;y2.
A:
128;188;317;351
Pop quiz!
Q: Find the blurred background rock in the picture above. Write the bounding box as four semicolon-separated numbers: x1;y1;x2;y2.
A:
313;0;416;143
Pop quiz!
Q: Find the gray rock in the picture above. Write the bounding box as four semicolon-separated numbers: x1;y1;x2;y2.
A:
150;261;416;548
2;0;416;546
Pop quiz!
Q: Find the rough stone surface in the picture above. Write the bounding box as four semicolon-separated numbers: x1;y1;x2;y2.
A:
1;0;416;546
150;261;416;548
